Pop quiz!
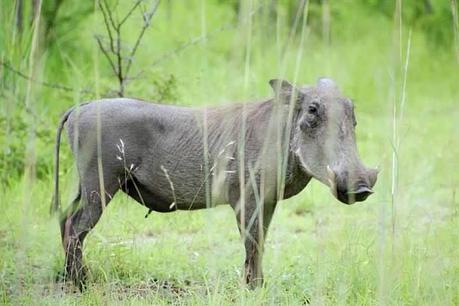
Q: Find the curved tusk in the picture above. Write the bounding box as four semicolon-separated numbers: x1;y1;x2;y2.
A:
348;186;373;195
327;178;337;196
327;178;335;187
326;165;337;191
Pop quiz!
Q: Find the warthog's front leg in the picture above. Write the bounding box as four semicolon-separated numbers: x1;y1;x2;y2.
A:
233;199;276;289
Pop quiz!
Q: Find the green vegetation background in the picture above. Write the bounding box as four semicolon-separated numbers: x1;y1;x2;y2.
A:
0;0;458;304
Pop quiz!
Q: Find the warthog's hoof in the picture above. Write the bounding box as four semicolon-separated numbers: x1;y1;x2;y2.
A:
55;266;88;291
245;273;264;290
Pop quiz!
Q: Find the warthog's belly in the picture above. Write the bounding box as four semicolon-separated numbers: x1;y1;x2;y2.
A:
122;174;215;212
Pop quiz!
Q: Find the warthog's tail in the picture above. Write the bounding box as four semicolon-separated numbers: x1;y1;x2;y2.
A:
50;108;74;215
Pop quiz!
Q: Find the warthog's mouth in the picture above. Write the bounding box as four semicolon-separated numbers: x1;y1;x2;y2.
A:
336;185;374;204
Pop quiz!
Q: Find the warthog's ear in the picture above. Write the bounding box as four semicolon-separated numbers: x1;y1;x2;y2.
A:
317;77;340;93
269;79;295;99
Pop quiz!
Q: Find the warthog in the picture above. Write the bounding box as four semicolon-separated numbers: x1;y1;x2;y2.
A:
52;78;377;289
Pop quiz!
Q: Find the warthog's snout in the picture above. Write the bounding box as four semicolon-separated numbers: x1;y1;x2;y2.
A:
328;166;378;204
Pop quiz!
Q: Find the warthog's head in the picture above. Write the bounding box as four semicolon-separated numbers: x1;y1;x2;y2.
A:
271;78;378;204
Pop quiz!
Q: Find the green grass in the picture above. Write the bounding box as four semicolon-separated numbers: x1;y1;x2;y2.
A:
1;0;458;304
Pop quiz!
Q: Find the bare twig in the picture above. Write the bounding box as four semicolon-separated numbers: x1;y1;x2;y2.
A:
116;25;123;96
149;23;231;68
95;35;118;76
102;0;118;32
0;60;94;94
125;0;160;77
98;0;116;53
119;0;143;27
96;0;160;97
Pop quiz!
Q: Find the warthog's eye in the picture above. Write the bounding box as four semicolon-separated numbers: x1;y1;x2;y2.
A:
308;103;319;114
300;103;321;132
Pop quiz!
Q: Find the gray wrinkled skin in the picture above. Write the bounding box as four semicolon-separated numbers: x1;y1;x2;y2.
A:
53;78;377;289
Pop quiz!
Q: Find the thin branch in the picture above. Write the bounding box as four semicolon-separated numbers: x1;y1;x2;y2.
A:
149;23;231;68
125;0;160;77
97;0;115;53
0;60;94;94
102;0;118;31
119;0;143;27
94;36;130;55
96;0;127;96
116;25;123;96
95;35;118;76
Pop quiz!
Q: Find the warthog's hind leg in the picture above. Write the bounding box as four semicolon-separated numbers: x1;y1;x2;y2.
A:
59;178;118;290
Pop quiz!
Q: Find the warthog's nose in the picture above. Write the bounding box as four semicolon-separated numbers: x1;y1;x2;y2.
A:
327;165;375;204
347;185;373;202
